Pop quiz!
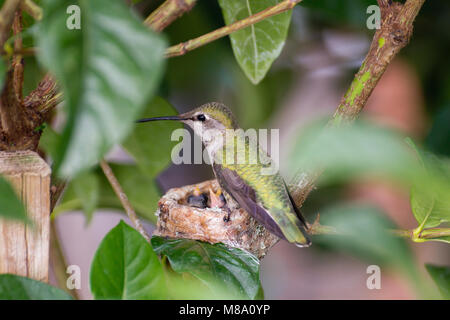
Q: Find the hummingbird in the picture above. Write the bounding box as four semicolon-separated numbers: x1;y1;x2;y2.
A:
137;102;311;247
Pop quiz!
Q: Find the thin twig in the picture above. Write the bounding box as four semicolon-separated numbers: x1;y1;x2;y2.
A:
100;160;151;242
12;10;23;101
145;0;196;32
165;0;303;58
0;0;22;51
289;0;427;207
20;0;41;21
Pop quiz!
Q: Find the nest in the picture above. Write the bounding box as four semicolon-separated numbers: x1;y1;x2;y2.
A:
153;180;280;259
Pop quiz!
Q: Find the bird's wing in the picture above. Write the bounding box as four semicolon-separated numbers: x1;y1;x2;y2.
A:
213;163;286;240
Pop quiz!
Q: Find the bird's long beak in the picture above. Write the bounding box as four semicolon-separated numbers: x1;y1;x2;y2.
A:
136;115;188;123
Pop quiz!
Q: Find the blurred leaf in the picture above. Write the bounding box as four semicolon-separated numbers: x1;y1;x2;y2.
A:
0;176;29;223
90;221;166;299
301;0;377;27
39;124;59;160
315;205;417;278
218;0;292;84
54;163;160;223
123;97;182;178
289;121;420;184
405;140;450;230
425;264;450;299
71;170;99;223
151;236;262;300
36;0;166;178
0;274;73;300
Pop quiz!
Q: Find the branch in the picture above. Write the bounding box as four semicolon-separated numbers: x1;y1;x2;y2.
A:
20;0;41;21
0;0;22;51
100;160;151;242
289;0;426;207
145;0;196;32
23;73;61;115
165;0;303;58
12;9;23;101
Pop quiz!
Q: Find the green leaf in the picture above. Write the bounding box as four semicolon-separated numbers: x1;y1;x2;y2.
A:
404;140;450;230
39;124;60;160
218;0;293;84
151;236;262;300
425;264;450;299
0;176;29;222
72;170;99;223
289;121;420;184
0;274;73;300
410;186;449;229
315;205;417;278
54;163;160;223
36;0;166;178
123;97;182;178
90;221;166;300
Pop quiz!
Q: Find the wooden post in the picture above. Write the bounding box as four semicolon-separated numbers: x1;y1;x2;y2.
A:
0;151;51;282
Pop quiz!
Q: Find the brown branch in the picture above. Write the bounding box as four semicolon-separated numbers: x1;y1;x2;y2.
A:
145;0;196;32
50;180;67;213
20;0;41;21
165;0;303;58
12;9;23;101
0;0;22;51
23;73;61;115
100;160;151;242
289;0;426;207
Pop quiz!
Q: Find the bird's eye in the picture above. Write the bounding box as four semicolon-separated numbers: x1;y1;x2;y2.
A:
196;114;206;121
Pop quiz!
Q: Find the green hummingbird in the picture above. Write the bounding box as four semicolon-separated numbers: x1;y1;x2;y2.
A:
137;102;311;247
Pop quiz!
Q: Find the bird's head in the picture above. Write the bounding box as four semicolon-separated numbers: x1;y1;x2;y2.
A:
137;102;239;144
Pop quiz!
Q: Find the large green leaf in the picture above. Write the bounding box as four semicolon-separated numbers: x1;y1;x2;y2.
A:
0;176;29;222
53;163;160;223
123;97;182;178
0;274;73;300
425;264;450;299
90;221;166;299
218;0;293;84
410;186;449;229
289;121;420;184
315;205;418;279
151;236;263;300
36;0;166;178
408;151;450;230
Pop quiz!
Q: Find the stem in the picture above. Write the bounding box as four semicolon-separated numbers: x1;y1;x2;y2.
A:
289;0;426;207
145;0;196;32
20;0;41;21
100;160;151;242
12;9;23;101
165;0;303;58
0;0;22;51
49;220;80;299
